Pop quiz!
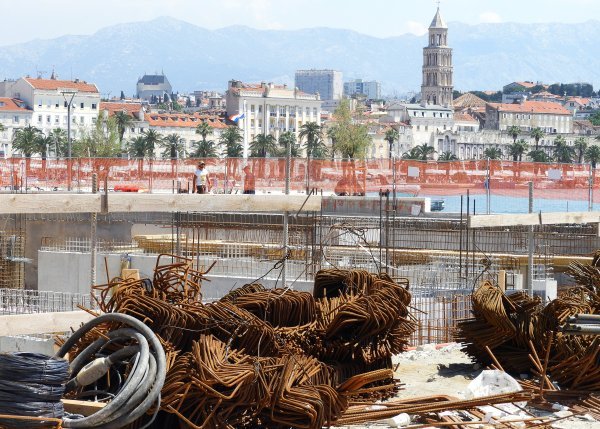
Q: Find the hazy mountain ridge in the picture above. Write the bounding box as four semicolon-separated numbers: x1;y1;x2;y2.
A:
0;17;598;96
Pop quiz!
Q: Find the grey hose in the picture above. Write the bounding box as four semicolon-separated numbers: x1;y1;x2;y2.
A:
55;313;166;429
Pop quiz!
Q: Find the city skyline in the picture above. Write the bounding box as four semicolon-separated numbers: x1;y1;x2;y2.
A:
1;0;599;47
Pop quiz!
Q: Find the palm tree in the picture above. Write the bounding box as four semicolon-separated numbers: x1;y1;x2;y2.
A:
220;126;244;177
249;134;277;158
438;151;458;161
528;149;551;163
483;147;503;160
574;137;588;164
552;136;574;163
384;128;400;159
195;121;213;144
507;125;521;144
34;135;53;160
141;129;162;159
159;133;185;159
585;145;600;169
507;139;529;162
127;136;151;158
414;143;436;161
530;127;545;150
192;140;219;158
299;122;323;193
402;148;422;160
278;131;299;157
0;123;4;132
12;125;42;158
113;111;133;146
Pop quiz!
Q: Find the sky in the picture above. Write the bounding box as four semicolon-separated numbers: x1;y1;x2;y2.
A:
0;0;599;46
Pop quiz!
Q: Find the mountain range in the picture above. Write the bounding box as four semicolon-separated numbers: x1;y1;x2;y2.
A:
0;17;598;97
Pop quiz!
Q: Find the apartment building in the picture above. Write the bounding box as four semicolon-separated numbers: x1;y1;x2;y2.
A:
225;80;322;158
344;79;381;100
0;98;32;157
295;70;343;101
3;77;101;140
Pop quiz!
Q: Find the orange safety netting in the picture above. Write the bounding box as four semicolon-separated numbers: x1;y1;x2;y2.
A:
0;158;597;201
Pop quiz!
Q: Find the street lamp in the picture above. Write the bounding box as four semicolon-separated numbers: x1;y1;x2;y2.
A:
59;88;78;191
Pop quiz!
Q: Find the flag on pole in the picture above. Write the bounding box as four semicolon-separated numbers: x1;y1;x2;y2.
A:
229;112;245;122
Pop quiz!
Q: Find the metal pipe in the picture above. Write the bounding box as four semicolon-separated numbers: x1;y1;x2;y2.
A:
527;181;534;297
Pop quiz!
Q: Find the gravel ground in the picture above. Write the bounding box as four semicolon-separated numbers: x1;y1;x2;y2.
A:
332;344;600;429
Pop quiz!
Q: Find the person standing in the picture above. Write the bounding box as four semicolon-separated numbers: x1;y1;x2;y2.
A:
242;165;255;194
192;162;211;194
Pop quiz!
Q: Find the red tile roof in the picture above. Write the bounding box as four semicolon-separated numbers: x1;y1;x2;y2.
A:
0;97;29;112
487;101;571;115
514;81;537;89
454;112;478;122
24;78;99;93
145;113;227;129
100;102;143;117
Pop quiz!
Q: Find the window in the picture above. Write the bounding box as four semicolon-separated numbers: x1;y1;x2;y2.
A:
413;112;417;117
54;116;59;124
55;103;59;108
258;105;263;113
64;101;68;108
91;104;97;110
46;115;51;123
13;116;18;124
80;103;84;109
250;105;255;113
38;100;42;107
313;107;317;116
306;107;310;116
38;115;42;123
421;112;425;117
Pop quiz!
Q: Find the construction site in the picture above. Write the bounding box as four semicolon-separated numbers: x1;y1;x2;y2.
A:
1;173;600;428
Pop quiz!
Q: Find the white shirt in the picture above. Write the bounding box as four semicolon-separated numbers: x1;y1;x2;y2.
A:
194;168;208;186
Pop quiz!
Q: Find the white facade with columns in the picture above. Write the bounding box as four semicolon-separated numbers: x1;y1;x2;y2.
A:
225;80;322;158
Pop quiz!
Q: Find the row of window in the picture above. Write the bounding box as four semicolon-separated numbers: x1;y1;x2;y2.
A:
37;115;96;125
36;100;97;110
502;113;571;122
412;111;451;118
248;105;318;116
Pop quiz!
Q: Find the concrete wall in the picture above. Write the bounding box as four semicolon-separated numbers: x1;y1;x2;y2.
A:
323;196;430;216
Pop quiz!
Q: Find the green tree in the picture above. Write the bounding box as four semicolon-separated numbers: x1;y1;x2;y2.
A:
141;129;162;159
74;117;121;158
552;136;574;163
12;125;42;157
590;111;600;126
0;123;4;132
507;139;529;161
585;145;600;168
195;122;213;144
402;147;422;160
414;143;436;161
329;101;371;160
220;126;244;158
384;128;400;159
49;128;67;158
530;127;545;150
483;147;503;160
438;151;458;161
127;136;152;158
113;111;133;146
278;131;299;157
159;133;186;159
574;137;588;164
249;134;277;158
507;125;521;144
299;122;324;158
528;149;551;163
192;140;219;158
34;135;53;160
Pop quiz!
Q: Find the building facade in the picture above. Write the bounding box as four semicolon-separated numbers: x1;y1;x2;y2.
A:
0;98;32;157
226;80;322;158
344;79;381;100
3;77;101;141
136;74;173;102
295;70;343;101
485;101;573;134
421;8;453;107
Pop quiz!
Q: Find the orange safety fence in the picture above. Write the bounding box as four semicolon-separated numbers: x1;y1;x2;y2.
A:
0;158;598;200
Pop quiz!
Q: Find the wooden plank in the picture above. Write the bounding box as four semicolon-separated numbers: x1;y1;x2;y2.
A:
468;213;541;228
0;193;321;214
541;211;600;225
0;311;95;336
62;399;107;416
0;194;101;214
106;193;322;213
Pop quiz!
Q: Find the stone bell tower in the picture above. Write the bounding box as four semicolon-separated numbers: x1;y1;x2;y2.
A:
421;8;453;107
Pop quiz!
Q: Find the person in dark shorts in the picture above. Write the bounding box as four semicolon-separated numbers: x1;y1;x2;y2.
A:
192;162;210;194
243;165;255;194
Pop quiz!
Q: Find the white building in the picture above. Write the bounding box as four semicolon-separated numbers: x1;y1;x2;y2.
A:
386;102;454;148
295;70;343;101
2;77;101;140
0;98;32;157
225;80;322;158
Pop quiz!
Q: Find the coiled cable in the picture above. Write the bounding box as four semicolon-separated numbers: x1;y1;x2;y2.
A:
55;312;166;429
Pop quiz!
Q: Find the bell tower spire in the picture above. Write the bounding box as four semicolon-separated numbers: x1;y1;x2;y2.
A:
421;7;453;106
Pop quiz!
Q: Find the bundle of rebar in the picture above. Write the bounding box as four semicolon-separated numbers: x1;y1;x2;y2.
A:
78;261;416;428
458;273;600;393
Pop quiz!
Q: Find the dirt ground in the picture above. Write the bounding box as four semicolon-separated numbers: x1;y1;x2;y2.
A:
332;343;600;428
